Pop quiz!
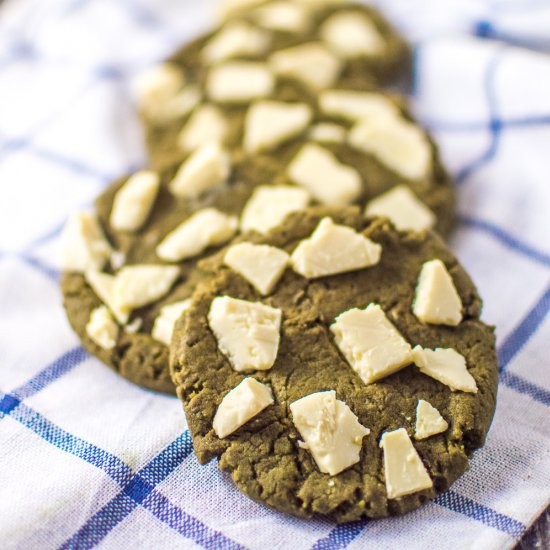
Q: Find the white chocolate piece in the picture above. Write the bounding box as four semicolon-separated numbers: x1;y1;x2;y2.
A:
349;114;432;181
320;12;385;58
110;171;160;232
254;2;311;33
309;123;347;144
331;304;413;384
178;104;228;152
413;259;463;326
110;250;126;271
152;299;192;346
270;43;342;91
240;185;311;234
112;265;180;312
213;378;274;439
124;317;142;334
415;400;448;440
244;100;312;153
290;391;370;476
86;306;119;350
288;143;362;206
157;208;238;262
380;428;433;499
61;212;112;273
133;63;185;115
291;217;381;279
224;243;289;295
208;296;282;372
365;185;436;233
85;270;129;325
319;89;399;123
202;21;271;64
169;143;231;199
155;85;202;123
207;62;274;104
412;347;478;393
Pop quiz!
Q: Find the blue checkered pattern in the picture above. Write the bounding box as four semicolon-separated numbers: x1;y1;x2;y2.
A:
1;0;549;548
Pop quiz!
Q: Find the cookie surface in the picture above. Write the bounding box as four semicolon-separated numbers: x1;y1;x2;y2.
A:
137;1;411;170
61;157;281;393
171;208;498;521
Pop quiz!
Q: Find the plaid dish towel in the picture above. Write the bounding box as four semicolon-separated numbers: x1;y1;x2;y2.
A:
0;0;549;548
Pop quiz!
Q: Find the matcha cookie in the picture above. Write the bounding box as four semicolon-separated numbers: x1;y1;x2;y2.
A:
134;1;411;169
138;82;456;235
61;157;283;393
170;208;498;521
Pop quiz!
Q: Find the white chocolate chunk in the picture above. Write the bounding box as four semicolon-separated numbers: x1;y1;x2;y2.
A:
291;217;381;279
365;185;436;233
412;347;478;393
224;243;289;295
349;114;432;181
413;259;463;326
270;43;342;91
124;317;142;334
415;400;449;440
254;2;311;33
319;90;399;122
86;306;119;350
110;250;126;271
208;296;282;372
241;185;311;234
207;62;274;104
213;378;274;438
85;270;130;325
112;265;180;312
331;303;413;384
288;143;362;206
133;63;185;116
202;21;271;64
244;101;312;153
169;143;231;198
110;171;160;232
161;85;202;123
178;104;228;152
380;428;433;499
320;12;385;58
157;208;238;262
309;123;347;144
61;212;112;273
152;299;192;346
290;391;370;476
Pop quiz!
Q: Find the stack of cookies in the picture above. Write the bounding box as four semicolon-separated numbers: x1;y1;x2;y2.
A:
60;0;498;522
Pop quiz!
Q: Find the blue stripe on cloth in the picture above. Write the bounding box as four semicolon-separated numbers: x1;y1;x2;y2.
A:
455;50;505;185
19;254;60;281
12;143;115;182
311;521;367;550
60;431;244;550
142;489;246;550
425;114;550;133
311;487;527;549
0;393;133;485
500;371;550;406
0;387;242;549
499;283;550;370
459;216;550;268
12;346;88;401
434;491;526;538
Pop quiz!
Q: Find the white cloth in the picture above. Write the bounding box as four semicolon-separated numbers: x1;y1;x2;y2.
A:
0;0;549;549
